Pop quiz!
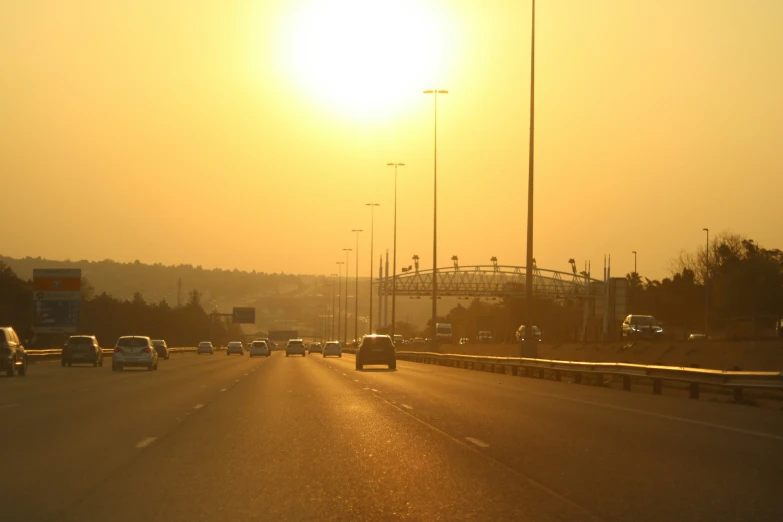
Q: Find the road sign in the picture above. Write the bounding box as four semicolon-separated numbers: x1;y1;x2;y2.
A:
232;307;255;324
33;268;81;333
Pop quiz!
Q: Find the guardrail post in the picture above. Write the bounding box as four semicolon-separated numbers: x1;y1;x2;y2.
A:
489;364;495;373
653;379;662;395
733;388;743;402
554;370;561;382
623;376;631;391
595;373;603;386
574;373;582;384
689;382;700;400
511;366;518;376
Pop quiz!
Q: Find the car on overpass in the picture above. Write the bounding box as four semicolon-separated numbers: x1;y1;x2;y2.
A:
285;339;306;357
0;326;27;377
393;335;404;346
197;341;214;355
62;335;103;367
226;341;245;356
113;336;158;372
152;339;170;360
249;340;270;357
323;341;341;358
355;334;396;371
477;331;494;343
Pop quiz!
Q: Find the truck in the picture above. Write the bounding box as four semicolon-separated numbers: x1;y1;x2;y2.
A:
435;323;453;344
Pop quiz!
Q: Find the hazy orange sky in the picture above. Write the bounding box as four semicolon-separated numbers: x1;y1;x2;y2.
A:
2;0;782;280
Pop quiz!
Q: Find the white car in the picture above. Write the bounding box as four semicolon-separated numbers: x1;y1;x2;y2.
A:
323;341;342;358
249;340;270;357
226;341;245;356
197;341;214;355
285;339;306;357
113;336;158;372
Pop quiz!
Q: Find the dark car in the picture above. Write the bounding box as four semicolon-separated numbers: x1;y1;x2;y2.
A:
621;314;664;341
355;334;396;371
62;335;103;367
0;326;27;377
152;339;170;360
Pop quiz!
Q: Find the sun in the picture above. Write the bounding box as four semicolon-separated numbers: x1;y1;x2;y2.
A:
276;0;457;120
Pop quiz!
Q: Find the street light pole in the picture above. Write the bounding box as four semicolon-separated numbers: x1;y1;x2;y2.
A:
329;273;337;339
386;162;405;338
366;203;380;334
343;248;352;347
523;0;536;357
352;229;363;341
703;228;709;339
423;89;448;350
632;250;637;274
323;283;332;344
336;262;344;343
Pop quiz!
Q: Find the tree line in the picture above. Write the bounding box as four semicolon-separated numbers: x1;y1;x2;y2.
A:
0;262;244;348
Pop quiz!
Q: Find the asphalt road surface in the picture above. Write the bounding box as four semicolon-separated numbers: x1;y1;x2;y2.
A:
2;351;782;521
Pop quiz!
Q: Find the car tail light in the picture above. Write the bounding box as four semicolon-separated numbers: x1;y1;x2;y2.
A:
143;347;151;353
114;347;121;352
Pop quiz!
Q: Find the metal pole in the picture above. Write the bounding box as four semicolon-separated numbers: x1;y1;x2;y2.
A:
632;250;637;274
336;262;344;343
330;274;337;339
387;163;405;339
343;248;351;347
366;203;379;334
423;89;448;350
704;228;709;338
352;230;363;342
523;0;536;357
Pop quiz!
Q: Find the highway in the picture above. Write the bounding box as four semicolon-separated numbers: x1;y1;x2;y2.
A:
2;351;782;522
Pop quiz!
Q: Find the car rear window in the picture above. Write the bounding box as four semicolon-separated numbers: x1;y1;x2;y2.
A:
363;337;394;349
117;337;149;348
68;337;93;346
228;342;242;346
289;341;303;346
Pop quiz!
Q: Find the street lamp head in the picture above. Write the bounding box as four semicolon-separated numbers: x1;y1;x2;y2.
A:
632;251;636;255
437;90;449;94
366;203;380;207
352;229;363;233
703;228;709;232
423;90;434;94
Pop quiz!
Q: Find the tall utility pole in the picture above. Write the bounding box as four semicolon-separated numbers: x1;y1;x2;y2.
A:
322;283;332;344
632;250;637;274
366;203;380;334
352;230;363;341
343;248;352;346
423;89;448;351
704;228;709;339
378;255;383;330
330;273;337;339
523;0;536;357
383;250;389;329
386;162;405;338
336;262;344;343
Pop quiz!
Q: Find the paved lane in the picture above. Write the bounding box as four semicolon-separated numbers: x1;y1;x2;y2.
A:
320;354;783;522
3;351;783;521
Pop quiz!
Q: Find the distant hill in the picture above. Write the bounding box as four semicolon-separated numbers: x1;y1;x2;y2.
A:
0;255;305;307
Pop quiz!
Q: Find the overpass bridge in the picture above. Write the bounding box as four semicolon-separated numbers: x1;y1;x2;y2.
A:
376;264;604;300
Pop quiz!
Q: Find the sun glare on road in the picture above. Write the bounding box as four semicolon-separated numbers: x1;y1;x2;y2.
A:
277;0;457;121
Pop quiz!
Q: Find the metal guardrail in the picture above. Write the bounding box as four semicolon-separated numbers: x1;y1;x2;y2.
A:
396;351;783;402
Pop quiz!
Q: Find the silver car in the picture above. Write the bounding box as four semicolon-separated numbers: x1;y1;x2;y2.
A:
226;341;245;356
113;336;158;372
285;339;306;357
323;341;342;358
197;341;214;355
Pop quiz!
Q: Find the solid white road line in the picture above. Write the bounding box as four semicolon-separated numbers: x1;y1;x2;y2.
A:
465;437;490;448
136;437;157;449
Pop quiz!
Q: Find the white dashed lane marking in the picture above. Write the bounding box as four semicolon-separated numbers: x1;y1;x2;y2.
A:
220;388;227;392
136;437;157;449
400;404;413;410
194;404;204;410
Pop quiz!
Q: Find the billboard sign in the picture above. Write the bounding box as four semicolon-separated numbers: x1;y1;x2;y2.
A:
232;307;255;324
33;269;82;333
